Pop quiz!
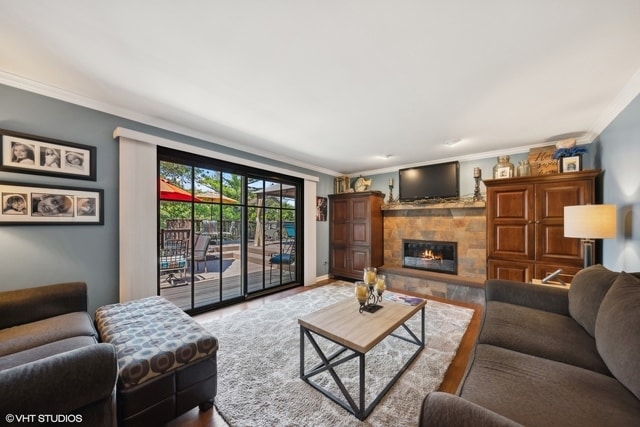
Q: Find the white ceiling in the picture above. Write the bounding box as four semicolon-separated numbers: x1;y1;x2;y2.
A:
1;1;640;176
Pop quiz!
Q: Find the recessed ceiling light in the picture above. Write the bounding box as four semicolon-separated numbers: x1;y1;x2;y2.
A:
444;139;462;146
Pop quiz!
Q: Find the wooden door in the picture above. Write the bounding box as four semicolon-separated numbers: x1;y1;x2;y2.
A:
330;197;349;246
535;179;592;266
486;183;535;261
349;196;372;246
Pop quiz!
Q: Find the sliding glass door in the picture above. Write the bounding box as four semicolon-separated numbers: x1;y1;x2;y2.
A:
157;148;301;313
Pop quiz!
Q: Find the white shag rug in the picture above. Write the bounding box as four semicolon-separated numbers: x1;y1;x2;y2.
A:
199;282;474;427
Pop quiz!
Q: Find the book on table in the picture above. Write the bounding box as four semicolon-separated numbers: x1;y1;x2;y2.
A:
383;291;424;306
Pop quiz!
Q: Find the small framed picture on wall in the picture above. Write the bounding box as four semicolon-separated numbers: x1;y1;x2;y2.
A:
316;196;327;221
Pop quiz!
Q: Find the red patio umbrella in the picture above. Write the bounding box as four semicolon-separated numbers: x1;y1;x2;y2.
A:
160;178;201;202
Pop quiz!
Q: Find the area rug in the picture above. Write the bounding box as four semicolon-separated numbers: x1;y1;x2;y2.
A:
199;282;474;426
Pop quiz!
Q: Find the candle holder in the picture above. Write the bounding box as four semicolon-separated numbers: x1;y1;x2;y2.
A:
473;167;482;201
388;181;395;203
357;268;385;313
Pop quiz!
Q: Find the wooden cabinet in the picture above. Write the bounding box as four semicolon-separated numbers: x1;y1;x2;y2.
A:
329;191;385;280
485;170;601;284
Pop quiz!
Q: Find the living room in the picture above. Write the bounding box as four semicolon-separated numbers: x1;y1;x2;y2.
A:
1;2;640;426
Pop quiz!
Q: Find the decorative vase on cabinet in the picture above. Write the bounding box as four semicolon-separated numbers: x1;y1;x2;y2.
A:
493;155;515;179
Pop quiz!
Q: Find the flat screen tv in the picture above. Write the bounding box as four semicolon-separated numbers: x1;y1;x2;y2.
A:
399;161;460;202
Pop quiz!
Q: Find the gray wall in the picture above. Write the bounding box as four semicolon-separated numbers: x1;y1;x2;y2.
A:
0;84;333;312
597;93;640;271
2;83;638;313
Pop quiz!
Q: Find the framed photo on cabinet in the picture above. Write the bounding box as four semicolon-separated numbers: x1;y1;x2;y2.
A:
559;155;581;173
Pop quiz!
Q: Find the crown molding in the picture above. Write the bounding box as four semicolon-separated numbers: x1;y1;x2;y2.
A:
0;70;340;177
589;67;640;142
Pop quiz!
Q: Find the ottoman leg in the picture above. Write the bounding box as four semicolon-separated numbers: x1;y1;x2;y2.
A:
199;399;214;411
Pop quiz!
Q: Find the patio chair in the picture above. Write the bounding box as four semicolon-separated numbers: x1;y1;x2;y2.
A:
269;232;295;283
202;220;219;244
283;223;295;240
192;234;211;273
160;239;188;285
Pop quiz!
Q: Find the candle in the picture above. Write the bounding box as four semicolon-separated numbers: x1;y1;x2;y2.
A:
364;269;377;284
473;167;481;178
355;282;368;303
389;177;394;186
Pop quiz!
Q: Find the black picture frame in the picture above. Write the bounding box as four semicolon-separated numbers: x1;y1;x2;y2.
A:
560;155;582;173
0;181;104;225
0;129;97;181
316;196;327;221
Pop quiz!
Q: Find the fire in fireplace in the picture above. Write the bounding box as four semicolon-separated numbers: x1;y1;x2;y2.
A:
402;239;457;275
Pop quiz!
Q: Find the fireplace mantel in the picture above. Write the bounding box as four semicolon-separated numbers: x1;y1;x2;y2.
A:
382;200;485;212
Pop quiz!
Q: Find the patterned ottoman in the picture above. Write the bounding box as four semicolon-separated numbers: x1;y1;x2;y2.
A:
95;296;218;427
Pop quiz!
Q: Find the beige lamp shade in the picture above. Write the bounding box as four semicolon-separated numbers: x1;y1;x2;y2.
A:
564;205;617;239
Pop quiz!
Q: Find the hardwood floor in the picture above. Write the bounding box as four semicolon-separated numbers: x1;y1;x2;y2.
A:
165;280;482;427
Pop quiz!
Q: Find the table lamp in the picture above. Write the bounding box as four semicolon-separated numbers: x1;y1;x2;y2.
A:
564;204;617;268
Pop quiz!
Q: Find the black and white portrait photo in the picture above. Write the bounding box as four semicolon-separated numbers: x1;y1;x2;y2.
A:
2;193;28;215
31;193;74;217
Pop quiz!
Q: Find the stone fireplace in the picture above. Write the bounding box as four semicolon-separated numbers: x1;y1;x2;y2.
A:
382;202;486;281
403;239;457;275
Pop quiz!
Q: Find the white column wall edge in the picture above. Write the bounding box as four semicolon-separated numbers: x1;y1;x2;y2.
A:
118;136;158;302
304;180;317;285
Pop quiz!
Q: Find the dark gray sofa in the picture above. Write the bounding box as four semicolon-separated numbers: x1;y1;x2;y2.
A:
420;265;640;427
0;282;118;426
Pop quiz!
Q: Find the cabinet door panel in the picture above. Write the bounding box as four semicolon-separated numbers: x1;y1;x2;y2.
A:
330;198;349;245
537;223;581;261
536;179;592;264
493;224;532;258
487;184;534;261
350;198;370;221
537;181;590;220
330;246;349;274
491;187;532;219
330;223;348;246
351;222;370;246
351;247;371;273
488;260;532;283
331;199;349;222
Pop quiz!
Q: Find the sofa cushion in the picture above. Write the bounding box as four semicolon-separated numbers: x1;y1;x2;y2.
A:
0;335;97;370
478;301;610;375
595;272;640;400
459;344;640;427
0;312;97;357
568;264;619;337
0;282;88;329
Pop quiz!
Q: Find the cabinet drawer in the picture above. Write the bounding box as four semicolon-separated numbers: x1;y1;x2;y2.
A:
487;259;533;282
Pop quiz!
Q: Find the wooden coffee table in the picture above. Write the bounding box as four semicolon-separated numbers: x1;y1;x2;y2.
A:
298;293;426;420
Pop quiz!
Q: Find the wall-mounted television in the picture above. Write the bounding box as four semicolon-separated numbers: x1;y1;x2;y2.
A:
398;161;460;202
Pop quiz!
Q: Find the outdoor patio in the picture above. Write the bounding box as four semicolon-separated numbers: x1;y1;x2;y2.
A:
159;241;296;310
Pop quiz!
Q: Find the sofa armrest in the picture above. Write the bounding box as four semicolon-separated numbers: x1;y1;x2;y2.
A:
0;343;117;417
485;279;570;316
419;392;524;427
0;282;88;329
